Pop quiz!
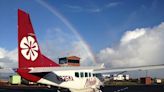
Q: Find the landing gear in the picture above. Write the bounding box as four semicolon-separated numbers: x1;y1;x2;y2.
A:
94;89;102;92
57;87;70;92
95;86;103;92
98;90;102;92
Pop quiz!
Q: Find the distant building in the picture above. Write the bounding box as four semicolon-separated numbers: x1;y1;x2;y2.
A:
113;74;130;81
124;75;130;80
59;56;80;66
103;74;130;81
155;79;162;84
102;74;110;78
113;74;124;81
140;77;152;85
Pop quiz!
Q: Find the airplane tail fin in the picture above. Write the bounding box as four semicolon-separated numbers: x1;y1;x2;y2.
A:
18;9;59;68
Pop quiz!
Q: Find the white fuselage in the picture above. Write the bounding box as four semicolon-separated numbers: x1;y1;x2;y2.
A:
37;69;103;91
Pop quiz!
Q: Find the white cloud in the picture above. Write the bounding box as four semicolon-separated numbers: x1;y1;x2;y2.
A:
106;2;121;8
41;28;96;66
97;22;164;68
0;48;7;59
64;5;83;12
121;28;146;45
0;48;17;68
7;49;17;62
87;8;102;13
65;4;103;13
64;2;121;13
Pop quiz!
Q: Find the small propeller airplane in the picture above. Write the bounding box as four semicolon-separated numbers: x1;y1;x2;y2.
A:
3;9;164;92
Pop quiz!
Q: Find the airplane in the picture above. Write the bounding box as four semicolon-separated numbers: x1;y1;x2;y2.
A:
15;9;164;92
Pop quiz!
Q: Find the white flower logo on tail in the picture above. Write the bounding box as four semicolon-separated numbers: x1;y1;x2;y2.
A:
20;36;39;61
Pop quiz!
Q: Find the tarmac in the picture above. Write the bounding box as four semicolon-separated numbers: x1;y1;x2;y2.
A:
101;85;164;92
0;85;164;92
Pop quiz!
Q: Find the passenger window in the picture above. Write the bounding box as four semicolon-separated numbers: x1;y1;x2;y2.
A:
80;72;84;77
85;72;88;77
89;73;91;77
75;72;79;77
93;73;102;78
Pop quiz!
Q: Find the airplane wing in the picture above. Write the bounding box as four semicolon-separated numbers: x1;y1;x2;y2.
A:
28;66;102;73
92;64;164;74
28;64;164;74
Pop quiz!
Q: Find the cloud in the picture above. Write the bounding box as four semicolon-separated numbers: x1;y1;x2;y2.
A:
41;28;96;66
0;48;17;68
64;5;83;12
65;4;102;13
65;2;121;13
121;28;146;45
0;48;6;59
97;22;164;68
86;8;102;13
106;2;121;8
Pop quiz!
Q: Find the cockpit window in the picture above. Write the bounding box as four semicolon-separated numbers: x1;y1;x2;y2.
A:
75;72;79;77
89;73;91;77
80;72;84;77
85;72;88;77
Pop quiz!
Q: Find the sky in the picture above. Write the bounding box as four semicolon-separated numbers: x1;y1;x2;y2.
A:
0;0;164;77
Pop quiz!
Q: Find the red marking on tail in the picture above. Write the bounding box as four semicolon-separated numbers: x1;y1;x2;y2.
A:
17;68;41;82
18;9;59;69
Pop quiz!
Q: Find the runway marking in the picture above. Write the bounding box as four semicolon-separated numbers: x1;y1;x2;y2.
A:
113;87;128;92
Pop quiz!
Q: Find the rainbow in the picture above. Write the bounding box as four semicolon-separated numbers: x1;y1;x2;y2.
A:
35;0;97;65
